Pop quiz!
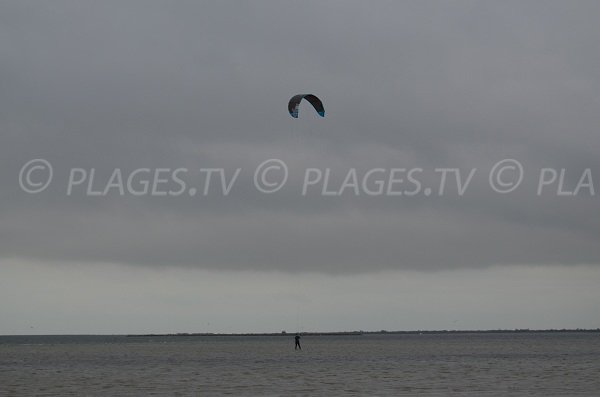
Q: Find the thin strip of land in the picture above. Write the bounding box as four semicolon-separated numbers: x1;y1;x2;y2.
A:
126;328;600;337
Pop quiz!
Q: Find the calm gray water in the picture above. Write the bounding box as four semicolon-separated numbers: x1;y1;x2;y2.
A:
1;333;599;396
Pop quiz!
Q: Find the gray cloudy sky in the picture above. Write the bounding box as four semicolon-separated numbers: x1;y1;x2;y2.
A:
1;1;600;334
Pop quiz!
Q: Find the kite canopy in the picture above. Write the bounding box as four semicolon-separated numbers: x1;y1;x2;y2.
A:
288;94;325;118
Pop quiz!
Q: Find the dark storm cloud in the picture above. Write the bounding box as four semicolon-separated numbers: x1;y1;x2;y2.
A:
2;1;600;272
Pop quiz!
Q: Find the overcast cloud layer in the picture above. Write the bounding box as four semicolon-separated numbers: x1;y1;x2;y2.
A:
2;1;600;274
2;260;600;334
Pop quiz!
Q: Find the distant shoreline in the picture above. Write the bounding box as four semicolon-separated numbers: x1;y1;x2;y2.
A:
2;329;599;337
125;328;600;337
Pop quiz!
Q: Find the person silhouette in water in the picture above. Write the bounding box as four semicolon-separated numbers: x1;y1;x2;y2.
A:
294;334;301;350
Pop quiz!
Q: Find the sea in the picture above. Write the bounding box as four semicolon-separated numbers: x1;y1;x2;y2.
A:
1;332;599;396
